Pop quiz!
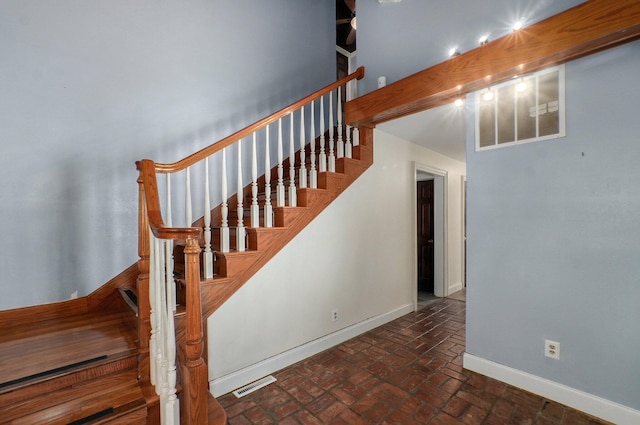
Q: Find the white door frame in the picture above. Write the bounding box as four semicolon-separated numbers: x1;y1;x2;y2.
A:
461;175;467;288
412;162;448;310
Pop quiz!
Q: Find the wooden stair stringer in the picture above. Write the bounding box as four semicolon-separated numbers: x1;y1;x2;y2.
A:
199;143;373;319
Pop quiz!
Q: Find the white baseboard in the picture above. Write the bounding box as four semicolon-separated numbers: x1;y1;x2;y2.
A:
448;281;463;296
463;353;640;425
209;303;414;397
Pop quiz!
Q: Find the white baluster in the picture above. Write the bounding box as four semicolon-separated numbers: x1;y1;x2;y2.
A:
336;86;344;159
345;124;352;158
203;158;213;279
164;238;174;312
149;232;158;388
163;239;179;425
185;167;192;226
164;343;179;424
353;126;360;147
276;119;285;207
309;100;317;188
236;140;246;251
298;106;307;189
165;175;175;312
328;91;336;172
250;133;259;228
152;236;164;395
288;112;297;207
165;174;172;228
264;125;273;227
164;240;175;314
319;95;327;173
158;239;167;402
220;148;230;253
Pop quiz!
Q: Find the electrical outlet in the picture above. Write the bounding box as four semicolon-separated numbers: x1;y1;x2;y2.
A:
331;309;339;322
545;339;560;360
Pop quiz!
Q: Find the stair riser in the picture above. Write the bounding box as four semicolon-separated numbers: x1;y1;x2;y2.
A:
216;251;261;278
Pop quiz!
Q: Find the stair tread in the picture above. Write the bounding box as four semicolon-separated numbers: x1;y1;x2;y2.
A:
0;311;137;388
0;369;145;425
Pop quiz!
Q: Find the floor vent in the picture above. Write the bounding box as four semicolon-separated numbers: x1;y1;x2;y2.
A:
232;375;277;398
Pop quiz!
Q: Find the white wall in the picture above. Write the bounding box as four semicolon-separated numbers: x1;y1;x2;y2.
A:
208;130;466;395
0;0;335;310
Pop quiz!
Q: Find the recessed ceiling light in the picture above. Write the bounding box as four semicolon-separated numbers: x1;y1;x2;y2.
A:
513;20;524;31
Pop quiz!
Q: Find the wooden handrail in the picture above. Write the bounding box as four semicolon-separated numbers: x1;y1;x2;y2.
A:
151;66;365;173
136;159;202;240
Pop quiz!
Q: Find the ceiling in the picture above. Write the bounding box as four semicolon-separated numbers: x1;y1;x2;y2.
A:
377;102;467;163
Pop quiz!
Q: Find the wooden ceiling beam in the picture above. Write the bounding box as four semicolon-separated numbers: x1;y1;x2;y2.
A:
346;0;640;127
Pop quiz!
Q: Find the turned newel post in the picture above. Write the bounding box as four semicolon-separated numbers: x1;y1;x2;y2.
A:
136;170;152;383
182;237;208;425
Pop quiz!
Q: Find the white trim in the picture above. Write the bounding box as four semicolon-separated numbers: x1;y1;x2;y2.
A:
336;46;358;100
413;162;449;303
335;45;356;59
460;175;466;288
448;281;463;295
463;353;640;425
210;303;414;397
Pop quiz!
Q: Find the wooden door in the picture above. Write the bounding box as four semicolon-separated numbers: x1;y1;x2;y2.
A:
417;180;434;292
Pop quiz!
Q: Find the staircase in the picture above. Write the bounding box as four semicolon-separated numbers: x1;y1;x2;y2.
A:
0;67;368;424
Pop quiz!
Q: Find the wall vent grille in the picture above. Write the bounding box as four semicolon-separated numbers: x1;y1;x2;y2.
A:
232;375;277;398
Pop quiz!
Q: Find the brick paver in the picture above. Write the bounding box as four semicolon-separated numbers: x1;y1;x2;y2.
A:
218;298;611;424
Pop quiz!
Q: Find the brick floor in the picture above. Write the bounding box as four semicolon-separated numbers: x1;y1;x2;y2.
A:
218;297;611;424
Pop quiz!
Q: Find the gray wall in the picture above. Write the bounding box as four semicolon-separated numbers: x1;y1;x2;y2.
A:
356;0;585;95
0;0;335;310
465;41;640;409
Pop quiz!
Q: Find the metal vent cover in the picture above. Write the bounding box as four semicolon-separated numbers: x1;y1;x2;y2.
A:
232;375;277;398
